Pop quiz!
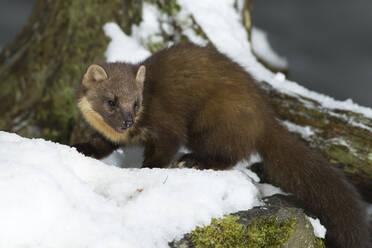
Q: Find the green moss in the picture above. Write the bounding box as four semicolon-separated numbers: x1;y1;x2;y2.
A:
245;216;296;247
314;237;326;248
190;215;247;248
279;93;286;99
189;215;296;248
147;40;166;53
323;137;372;182
189;16;209;43
143;33;166;53
146;0;181;15
160;0;181;15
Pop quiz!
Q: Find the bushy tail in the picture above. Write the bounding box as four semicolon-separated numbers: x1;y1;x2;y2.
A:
258;125;369;247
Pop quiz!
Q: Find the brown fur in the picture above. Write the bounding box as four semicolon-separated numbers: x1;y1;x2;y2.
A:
76;43;370;247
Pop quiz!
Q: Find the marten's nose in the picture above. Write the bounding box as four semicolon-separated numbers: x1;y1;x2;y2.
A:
124;120;134;128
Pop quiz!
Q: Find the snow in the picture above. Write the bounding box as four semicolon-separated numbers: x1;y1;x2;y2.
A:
367;204;372;217
282;120;316;141
101;146;143;168
251;27;288;69
103;147;283;198
0;131;262;248
328;111;372;133
178;0;254;68
104;23;150;63
258;183;286;197
308;217;327;239
131;3;164;48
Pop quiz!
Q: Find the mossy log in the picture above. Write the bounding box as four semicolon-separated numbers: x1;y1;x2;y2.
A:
170;195;325;248
0;0;371;202
263;82;372;202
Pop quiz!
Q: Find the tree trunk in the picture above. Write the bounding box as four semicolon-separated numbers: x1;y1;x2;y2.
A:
0;0;371;202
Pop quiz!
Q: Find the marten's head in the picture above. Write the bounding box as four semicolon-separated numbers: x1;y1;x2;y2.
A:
77;63;145;142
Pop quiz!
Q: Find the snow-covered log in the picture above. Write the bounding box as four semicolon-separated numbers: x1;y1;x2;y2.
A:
265;81;372;202
0;0;371;203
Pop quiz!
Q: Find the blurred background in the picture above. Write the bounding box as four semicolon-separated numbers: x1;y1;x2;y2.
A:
0;0;371;107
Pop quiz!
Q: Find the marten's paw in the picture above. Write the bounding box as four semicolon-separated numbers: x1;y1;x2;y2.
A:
72;143;98;158
176;153;203;169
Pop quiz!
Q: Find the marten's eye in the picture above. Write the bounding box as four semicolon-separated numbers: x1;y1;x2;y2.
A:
108;100;116;107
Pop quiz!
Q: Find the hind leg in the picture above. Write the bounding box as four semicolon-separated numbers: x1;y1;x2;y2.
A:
179;128;243;170
182;99;260;170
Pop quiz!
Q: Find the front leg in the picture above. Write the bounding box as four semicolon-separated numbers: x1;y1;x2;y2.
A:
73;133;118;159
177;153;236;170
142;135;180;169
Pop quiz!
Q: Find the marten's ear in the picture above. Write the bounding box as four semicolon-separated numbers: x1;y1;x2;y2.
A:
135;65;146;90
82;64;108;88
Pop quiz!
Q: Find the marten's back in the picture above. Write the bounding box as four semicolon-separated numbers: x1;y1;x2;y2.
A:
144;44;254;93
142;44;272;123
138;44;274;147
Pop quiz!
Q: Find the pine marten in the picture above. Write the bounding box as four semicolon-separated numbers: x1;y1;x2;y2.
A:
74;43;369;247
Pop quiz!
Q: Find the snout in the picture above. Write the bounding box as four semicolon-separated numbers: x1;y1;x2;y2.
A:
115;119;134;133
124;120;134;128
115;109;135;132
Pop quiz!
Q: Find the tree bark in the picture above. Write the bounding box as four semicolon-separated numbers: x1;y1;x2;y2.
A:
0;0;371;202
